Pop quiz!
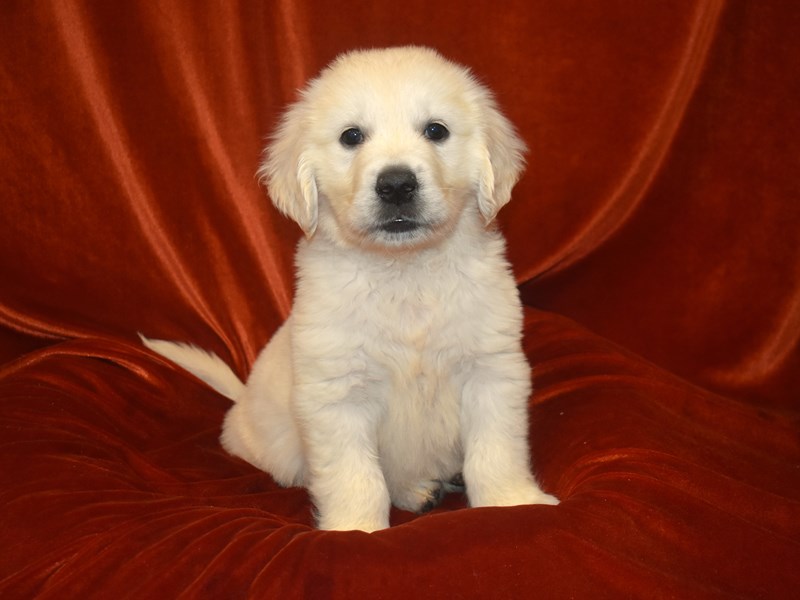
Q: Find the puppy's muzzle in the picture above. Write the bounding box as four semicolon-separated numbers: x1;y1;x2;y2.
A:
376;167;421;233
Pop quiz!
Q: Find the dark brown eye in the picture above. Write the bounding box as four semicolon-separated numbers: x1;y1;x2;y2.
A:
423;122;449;142
340;127;365;147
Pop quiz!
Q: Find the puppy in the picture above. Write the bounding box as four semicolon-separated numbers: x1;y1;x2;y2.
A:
143;46;558;532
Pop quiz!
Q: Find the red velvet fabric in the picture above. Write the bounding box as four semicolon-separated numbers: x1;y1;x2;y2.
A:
1;1;798;597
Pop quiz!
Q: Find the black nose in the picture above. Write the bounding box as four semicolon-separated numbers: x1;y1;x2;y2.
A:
376;167;418;205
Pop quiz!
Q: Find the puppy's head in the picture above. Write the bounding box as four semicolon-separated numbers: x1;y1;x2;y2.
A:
260;46;526;250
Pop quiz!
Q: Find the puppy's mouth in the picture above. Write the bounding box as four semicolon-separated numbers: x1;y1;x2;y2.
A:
375;202;426;236
379;217;421;234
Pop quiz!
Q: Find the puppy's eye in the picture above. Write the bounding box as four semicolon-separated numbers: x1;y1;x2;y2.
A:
340;127;365;147
423;122;449;142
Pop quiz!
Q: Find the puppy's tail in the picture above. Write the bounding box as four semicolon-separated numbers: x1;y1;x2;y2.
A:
139;334;245;401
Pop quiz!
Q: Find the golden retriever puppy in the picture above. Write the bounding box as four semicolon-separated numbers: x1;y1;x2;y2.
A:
143;46;558;531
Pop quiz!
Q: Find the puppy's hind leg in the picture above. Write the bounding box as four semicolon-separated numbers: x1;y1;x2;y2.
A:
220;393;305;487
220;321;306;488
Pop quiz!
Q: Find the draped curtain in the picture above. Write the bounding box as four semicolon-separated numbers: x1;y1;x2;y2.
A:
1;2;798;597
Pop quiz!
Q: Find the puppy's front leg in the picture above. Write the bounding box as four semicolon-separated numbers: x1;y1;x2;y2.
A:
297;395;390;532
461;355;559;508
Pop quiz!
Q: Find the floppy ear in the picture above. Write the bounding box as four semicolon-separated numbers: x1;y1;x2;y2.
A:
257;101;318;237
477;96;527;224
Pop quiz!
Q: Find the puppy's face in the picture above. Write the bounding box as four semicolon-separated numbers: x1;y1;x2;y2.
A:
262;47;526;251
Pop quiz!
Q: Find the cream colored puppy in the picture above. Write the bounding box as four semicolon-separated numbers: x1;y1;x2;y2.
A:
143;46;558;532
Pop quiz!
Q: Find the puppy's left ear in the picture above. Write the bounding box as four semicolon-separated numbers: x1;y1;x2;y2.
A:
258;101;318;237
477;97;527;224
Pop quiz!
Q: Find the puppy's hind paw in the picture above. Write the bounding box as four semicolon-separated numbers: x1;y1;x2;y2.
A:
394;480;445;513
445;472;465;491
420;484;445;513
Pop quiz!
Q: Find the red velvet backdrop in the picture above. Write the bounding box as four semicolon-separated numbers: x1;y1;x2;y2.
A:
1;1;798;598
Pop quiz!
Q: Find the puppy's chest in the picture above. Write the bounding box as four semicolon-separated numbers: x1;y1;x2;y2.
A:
363;279;476;401
378;290;442;348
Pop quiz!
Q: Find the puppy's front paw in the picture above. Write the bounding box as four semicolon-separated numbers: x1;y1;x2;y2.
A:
393;480;445;513
317;512;390;532
534;491;560;506
469;480;559;508
314;482;392;532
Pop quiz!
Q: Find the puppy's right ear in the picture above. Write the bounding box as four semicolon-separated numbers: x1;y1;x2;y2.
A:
258;101;318;237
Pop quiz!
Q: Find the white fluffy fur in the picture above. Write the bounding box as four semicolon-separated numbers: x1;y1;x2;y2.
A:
142;47;558;532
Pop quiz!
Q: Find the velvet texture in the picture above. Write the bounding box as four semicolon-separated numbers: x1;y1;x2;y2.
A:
1;2;798;598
